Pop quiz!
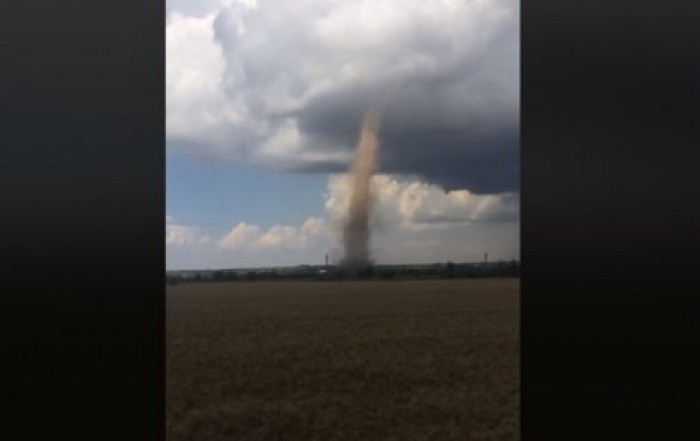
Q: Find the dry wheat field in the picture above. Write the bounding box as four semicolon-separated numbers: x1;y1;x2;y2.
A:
167;279;519;440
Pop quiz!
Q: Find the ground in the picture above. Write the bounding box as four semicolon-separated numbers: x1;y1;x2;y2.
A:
167;279;519;440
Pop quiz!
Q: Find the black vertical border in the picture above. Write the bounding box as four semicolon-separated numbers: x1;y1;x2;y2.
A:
523;0;700;439
1;1;164;439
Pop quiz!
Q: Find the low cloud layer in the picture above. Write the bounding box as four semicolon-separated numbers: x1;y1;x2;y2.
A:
165;173;518;269
219;217;329;251
167;0;519;193
166;216;211;246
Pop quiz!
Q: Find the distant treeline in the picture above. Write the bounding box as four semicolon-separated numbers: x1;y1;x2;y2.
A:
166;261;520;285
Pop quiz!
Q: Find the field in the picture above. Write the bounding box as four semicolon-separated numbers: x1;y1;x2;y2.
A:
167;279;519;440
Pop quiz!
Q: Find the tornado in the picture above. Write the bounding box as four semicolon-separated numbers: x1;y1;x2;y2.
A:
340;108;382;269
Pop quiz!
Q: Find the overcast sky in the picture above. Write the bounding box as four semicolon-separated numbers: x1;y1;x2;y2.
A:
166;0;519;270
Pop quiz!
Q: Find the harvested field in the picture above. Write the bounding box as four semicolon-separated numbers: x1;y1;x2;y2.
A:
167;279;519;440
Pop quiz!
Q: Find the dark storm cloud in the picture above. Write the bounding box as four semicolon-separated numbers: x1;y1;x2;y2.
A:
382;127;518;193
167;0;519;194
294;73;519;192
291;121;519;194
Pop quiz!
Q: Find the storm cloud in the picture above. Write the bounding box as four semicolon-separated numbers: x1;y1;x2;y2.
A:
167;0;519;193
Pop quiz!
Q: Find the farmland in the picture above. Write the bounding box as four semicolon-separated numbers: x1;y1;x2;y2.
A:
167;279;519;440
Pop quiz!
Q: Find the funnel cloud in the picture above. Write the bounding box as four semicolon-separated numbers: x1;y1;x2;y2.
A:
340;108;382;268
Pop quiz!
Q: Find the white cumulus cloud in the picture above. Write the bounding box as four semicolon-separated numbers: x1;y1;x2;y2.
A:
218;222;263;250
218;217;328;251
166;216;211;246
324;174;518;232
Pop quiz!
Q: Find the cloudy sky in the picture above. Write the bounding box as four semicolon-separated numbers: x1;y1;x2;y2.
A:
166;0;519;270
